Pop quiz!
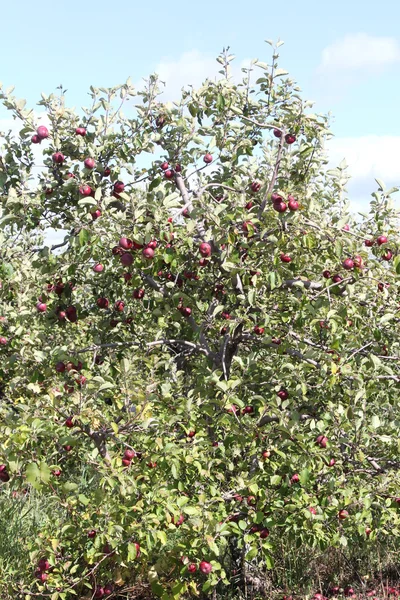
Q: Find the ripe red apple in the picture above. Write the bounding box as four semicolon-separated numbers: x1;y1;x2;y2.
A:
97;297;109;309
114;181;125;194
84;157;95;169
199;561;212;574
79;184;92;196
175;163;182;172
0;465;10;482
364;239;374;247
328;458;335;467
103;166;111;177
124;449;136;460
247;495;256;506
93;264;104;273
253;326;264;335
93;587;104;599
164;169;174;179
87;529;97;538
132;288;145;300
199;242;212;257
31;134;41;144
104;583;114;595
91;209;101;220
75;127;86;136
65;305;77;322
273;128;282;138
203;153;213;164
291;473;300;484
273;201;287;213
37;125;49;139
338;509;349;520
376;235;388;245
181;307;192;317
285;133;296;144
280;253;291;263
262;450;271;459
322;270;331;279
122;458;131;467
251;181;261;193
161;161;169;170
288;195;299;211
52;152;65;164
147;240;157;249
65;417;74;428
331;274;342;284
0;336;8;345
242;406;254;414
114;300;125;312
36;302;47;312
259;528;270;539
382;249;393;261
37;558;50;571
365;527;372;536
120;252;133;266
342;224;350;231
277;389;289;400
142;247;154;260
353;255;363;269
36;571;48;582
316;435;328;448
188;563;197;573
342;258;354;270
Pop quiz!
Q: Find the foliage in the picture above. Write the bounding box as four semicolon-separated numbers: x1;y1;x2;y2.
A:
0;41;400;599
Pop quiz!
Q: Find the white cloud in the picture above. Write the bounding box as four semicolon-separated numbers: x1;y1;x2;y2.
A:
319;33;400;72
327;135;400;210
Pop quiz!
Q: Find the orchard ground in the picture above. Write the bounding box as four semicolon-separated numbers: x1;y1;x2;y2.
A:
0;41;400;600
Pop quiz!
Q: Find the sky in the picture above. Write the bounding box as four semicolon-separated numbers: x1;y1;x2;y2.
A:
0;0;399;214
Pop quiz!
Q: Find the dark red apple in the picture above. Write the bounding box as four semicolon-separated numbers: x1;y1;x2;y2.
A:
199;242;212;257
188;563;197;573
259;528;269;539
161;161;169;170
65;417;74;428
273;129;282;138
120;253;133;266
199;561;212;574
36;302;47;312
203;153;213;164
164;169;174;179
114;300;125;312
376;235;388;245
291;473;300;484
37;125;49;139
133;288;145;300
280;253;291;263
364;239;374;247
277;389;289;400
382;250;393;261
342;258;354;270
93;264;104;273
253;326;264;335
285;133;296;144
273;201;287;213
114;181;125;194
84;157;95;169
75;127;86;136
87;529;97;538
338;509;348;520
31;134;41;144
97;297;109;309
322;270;331;279
52;152;65;164
251;181;261;193
103;167;111;177
91;209;101;220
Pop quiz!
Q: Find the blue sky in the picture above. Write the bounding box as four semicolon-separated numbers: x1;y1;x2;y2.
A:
1;0;400;209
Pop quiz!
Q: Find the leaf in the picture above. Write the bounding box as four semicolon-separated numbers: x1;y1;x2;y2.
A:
78;228;90;245
371;415;380;429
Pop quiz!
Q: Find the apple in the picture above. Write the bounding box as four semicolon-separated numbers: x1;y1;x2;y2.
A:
364;239;374;247
114;181;125;194
212;441;219;447
245;201;253;210
147;240;158;249
133;288;145;300
342;258;354;270
114;300;125;312
120;252;133;266
199;561;212;574
0;465;10;482
247;495;256;506
316;435;328;448
156;115;166;128
188;563;197;573
75;127;86;136
338;509;348;520
87;529;97;538
91;209;102;220
251;181;261;193
79;184;92;196
272;337;281;345
277;389;289;400
65;417;74;428
93;587;104;598
288;196;299;211
122;458;131;467
291;473;300;484
84;157;95;169
37;125;49;139
57;310;66;321
285;133;296;144
164;169;174;179
36;571;48;582
97;297;109;309
262;450;271;459
353;255;363;268
273;201;287;213
0;335;7;346
242;406;254;414
37;558;50;571
93;264;104;273
199;242;212;257
203;153;213;164
181;307;192;317
253;326;264;335
103;166;111;177
133;542;141;557
322;270;331;279
172;514;185;526
32;134;42;144
142;247;154;260
383;250;393;261
160;161;169;170
65;305;77;322
199;258;209;267
36;302;47;313
331;274;342;284
273;128;282;138
280;253;291;263
52;152;65;164
365;527;372;536
175;163;182;172
124;449;136;460
259;528;270;539
104;583;114;595
376;235;388;245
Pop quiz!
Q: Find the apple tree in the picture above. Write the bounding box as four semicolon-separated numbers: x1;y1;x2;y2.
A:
0;42;400;599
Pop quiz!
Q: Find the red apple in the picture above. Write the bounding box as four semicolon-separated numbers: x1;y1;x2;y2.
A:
0;336;8;345
87;529;97;538
259;528;270;539
288;195;299;211
142;247;154;259
273;201;287;213
103;167;111;177
364;239;374;247
199;561;212;574
253;326;264;335
79;184;92;196
31;134;41;144
331;274;342;284
280;253;291;263
285;133;296;144
75;127;86;136
338;509;348;520
188;563;197;573
203;153;213;164
124;449;136;460
273;128;282;138
161;161;169;170
291;473;300;484
37;125;49;139
65;417;74;428
37;558;50;571
199;242;212;257
91;208;101;219
164;169;174;179
133;288;145;300
114;300;125;312
376;235;388;245
277;389;289;400
52;152;65;164
382;250;393;261
93;587;104;599
120;252;133;266
181;307;192;317
93;264;104;273
251;181;261;193
97;297;109;309
342;258;354;270
84;157;95;169
114;181;125;194
316;435;328;448
36;302;47;313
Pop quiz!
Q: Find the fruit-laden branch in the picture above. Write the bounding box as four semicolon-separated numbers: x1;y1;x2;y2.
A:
73;338;212;358
257;128;286;219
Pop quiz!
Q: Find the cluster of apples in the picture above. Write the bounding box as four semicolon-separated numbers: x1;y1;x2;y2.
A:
271;192;299;213
181;557;213;575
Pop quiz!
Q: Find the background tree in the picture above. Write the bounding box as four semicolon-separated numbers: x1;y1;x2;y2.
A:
0;41;400;600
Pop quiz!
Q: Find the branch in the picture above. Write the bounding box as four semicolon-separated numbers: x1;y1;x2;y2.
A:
174;172;206;238
257;128;286;219
74;338;211;358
